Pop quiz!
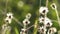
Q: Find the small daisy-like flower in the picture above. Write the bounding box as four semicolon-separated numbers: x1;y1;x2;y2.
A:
7;12;13;19
39;7;48;15
20;28;27;34
2;24;7;29
4;17;12;24
18;1;24;7
23;19;30;25
38;26;47;34
39;17;44;23
51;3;57;9
48;27;57;34
26;13;31;19
44;17;52;27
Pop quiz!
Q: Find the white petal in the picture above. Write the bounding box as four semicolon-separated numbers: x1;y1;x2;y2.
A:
7;12;13;16
21;28;26;32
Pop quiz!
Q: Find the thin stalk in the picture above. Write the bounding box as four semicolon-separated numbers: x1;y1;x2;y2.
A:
14;27;19;34
27;24;34;30
40;0;41;7
33;19;38;34
24;25;26;34
46;0;48;7
55;9;60;26
13;17;24;27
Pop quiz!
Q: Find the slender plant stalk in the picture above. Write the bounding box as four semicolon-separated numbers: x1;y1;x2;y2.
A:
33;19;38;34
14;27;19;34
24;25;26;34
27;24;34;30
13;17;24;27
46;0;48;7
55;9;60;26
40;0;41;6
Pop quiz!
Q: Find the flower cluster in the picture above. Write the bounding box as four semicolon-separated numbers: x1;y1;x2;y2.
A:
38;7;57;34
1;12;13;34
20;13;31;34
23;13;31;25
38;26;47;34
4;12;13;24
1;24;11;34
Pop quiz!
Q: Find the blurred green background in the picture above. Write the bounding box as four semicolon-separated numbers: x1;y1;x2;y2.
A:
0;0;60;34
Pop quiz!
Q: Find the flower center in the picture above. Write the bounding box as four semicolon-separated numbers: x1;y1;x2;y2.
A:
43;10;46;13
47;22;50;25
49;30;51;33
6;20;8;22
52;5;55;8
9;16;11;18
42;29;44;32
42;19;44;21
25;21;28;24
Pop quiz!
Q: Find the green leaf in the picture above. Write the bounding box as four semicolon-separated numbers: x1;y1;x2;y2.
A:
14;27;19;34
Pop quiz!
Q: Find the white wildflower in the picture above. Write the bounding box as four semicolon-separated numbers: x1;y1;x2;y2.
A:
26;13;31;19
44;17;52;27
39;17;44;23
48;27;57;34
7;12;13;19
2;24;7;30
50;3;57;9
39;7;48;15
39;17;52;27
38;26;47;34
4;17;12;24
23;19;30;25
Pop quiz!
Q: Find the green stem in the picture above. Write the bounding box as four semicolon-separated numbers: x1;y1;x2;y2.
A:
33;19;38;34
55;9;60;26
14;27;19;34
